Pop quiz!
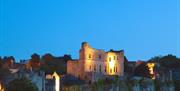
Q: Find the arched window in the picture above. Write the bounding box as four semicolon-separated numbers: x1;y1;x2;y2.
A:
109;57;111;62
88;54;91;59
99;65;101;73
110;68;112;73
116;66;118;72
89;65;91;70
99;55;101;59
114;66;116;72
114;56;116;60
94;65;96;72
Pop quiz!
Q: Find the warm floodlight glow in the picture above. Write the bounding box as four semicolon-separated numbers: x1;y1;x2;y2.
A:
53;72;60;91
147;63;155;79
109;61;115;69
108;56;115;75
0;83;4;91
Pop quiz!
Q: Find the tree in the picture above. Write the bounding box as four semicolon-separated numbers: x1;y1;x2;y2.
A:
41;53;71;74
148;56;161;63
0;67;10;81
29;53;41;71
0;57;2;67
41;53;55;73
31;53;40;63
6;78;38;91
133;62;151;78
0;57;10;81
160;54;180;68
97;79;104;88
1;56;15;68
149;54;180;69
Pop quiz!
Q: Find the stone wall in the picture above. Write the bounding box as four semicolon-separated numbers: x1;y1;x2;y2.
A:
67;60;80;78
67;42;124;82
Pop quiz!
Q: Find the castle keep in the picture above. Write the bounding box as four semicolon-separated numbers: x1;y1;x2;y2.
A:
67;42;124;82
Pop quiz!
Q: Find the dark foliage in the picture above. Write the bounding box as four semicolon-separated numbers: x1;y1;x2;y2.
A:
6;78;38;91
124;56;129;72
160;54;180;68
174;80;180;91
133;62;151;78
148;54;180;69
29;53;41;71
41;53;72;74
0;56;11;81
134;54;180;78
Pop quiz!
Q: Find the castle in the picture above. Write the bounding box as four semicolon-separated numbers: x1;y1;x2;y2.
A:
67;42;124;82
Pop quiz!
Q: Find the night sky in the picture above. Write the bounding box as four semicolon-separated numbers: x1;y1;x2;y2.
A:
0;0;180;61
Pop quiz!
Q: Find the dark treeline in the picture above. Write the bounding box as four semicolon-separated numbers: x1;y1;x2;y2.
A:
1;54;180;90
0;53;72;79
1;54;180;77
27;53;72;74
1;54;180;76
124;54;180;78
123;54;180;91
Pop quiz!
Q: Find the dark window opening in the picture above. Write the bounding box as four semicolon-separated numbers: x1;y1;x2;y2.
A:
88;80;91;84
89;54;92;58
116;67;118;72
99;55;101;59
85;75;87;79
114;66;116;72
94;65;96;72
89;65;91;70
78;75;80;79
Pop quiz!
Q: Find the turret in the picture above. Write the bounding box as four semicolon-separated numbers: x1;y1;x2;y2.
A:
81;42;89;49
80;42;89;60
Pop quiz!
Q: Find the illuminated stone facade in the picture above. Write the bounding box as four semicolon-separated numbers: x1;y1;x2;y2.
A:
67;42;124;82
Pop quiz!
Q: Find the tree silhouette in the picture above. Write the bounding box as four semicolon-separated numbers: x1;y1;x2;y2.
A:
133;62;151;78
29;53;41;71
41;53;71;74
148;54;180;69
6;78;38;91
0;56;11;81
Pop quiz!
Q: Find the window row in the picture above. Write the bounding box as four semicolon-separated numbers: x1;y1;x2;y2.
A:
88;54;119;61
88;54;102;59
109;56;119;62
89;65;118;73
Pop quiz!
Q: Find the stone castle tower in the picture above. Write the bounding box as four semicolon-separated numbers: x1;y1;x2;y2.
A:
67;42;124;82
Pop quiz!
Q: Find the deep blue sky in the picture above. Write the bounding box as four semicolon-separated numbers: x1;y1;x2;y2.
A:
0;0;180;61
